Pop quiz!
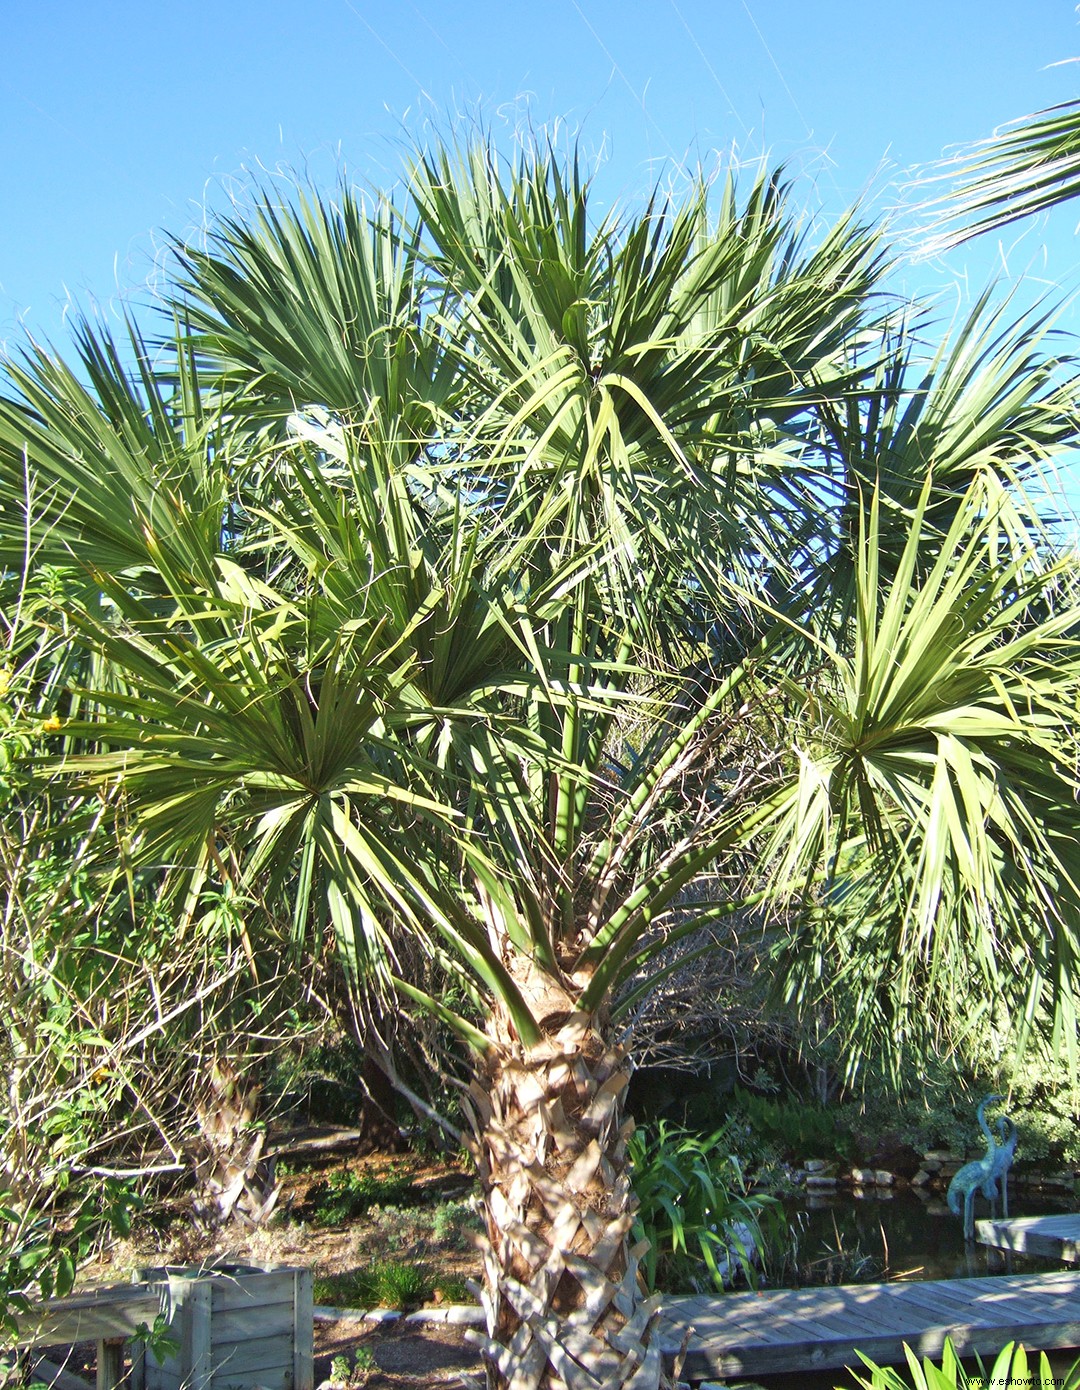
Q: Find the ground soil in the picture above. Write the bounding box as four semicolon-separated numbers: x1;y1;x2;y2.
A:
313;1316;481;1389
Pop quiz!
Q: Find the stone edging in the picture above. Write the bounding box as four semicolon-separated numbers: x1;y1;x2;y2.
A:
314;1303;485;1325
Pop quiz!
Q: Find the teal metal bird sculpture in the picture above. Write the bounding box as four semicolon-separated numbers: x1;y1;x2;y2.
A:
947;1094;1014;1240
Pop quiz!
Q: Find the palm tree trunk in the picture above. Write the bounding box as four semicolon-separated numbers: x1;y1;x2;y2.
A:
465;1009;667;1390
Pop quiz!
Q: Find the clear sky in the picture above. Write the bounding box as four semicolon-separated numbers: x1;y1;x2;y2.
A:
4;1;1080;360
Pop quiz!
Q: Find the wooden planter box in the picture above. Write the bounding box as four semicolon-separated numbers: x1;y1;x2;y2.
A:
132;1264;313;1390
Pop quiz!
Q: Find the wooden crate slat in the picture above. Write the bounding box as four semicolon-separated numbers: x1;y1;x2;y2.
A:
143;1368;184;1390
21;1265;312;1390
293;1267;314;1390
210;1331;294;1378
209;1270;301;1313
210;1300;295;1344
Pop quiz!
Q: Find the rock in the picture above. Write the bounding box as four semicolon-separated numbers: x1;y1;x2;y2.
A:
874;1170;895;1187
406;1305;485;1325
850;1167;875;1185
862;1134;924;1179
911;1169;931;1187
921;1158;943;1173
805;1175;838;1190
925;1149;961;1163
804;1159;830;1174
314;1306;368;1322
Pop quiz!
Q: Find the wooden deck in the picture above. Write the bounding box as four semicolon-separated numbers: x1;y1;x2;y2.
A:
658;1270;1080;1378
977;1213;1080;1263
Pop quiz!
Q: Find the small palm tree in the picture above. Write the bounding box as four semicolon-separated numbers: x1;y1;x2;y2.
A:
3;142;1080;1390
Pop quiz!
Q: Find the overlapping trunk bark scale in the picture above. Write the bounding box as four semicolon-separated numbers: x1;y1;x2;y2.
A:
465;1013;665;1390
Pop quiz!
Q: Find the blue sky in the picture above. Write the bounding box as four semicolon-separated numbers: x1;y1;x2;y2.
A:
4;2;1080;358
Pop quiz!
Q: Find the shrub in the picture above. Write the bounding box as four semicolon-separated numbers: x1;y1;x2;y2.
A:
628;1121;783;1293
307;1165;416;1225
731;1087;855;1162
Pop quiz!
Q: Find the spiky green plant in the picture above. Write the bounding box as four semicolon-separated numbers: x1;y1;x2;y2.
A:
846;1336;1080;1390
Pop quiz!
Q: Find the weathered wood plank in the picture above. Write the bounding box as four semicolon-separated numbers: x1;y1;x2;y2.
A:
663;1295;792;1345
96;1337;124;1390
16;1289;163;1349
210;1300;294;1344
209;1269;298;1313
978;1215;1080;1263
211;1331;293;1377
173;1279;212;1390
128;1340;146;1390
294;1266;314;1390
142;1369;183;1390
886;1282;998;1323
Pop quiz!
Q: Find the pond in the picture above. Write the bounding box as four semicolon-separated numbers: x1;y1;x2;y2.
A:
770;1185;1076;1287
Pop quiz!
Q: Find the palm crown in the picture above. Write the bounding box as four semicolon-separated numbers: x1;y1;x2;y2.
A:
3;141;1080;1389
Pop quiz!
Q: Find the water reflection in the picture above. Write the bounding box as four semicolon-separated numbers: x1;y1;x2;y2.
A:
769;1186;1075;1286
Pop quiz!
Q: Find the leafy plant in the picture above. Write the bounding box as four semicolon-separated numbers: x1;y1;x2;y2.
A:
329;1347;376;1388
430;1198;480;1246
132;1314;181;1368
307;1165;417;1226
845;1336;1080;1389
7;134;1080;1390
732;1087;855;1162
0;1181;137;1343
328;1354;352;1386
628;1121;782;1293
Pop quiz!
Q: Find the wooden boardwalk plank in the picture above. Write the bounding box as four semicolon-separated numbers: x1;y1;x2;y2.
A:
978;1214;1080;1263
659;1271;1080;1379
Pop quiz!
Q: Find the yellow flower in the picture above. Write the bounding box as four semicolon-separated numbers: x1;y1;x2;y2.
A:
42;715;62;732
0;669;10;696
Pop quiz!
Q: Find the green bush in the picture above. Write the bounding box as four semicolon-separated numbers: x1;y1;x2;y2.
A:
731;1087;855;1162
835;1047;1080;1172
628;1121;783;1293
307;1165;417;1225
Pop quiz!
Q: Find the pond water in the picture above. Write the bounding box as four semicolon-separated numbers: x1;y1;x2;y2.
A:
770;1185;1075;1286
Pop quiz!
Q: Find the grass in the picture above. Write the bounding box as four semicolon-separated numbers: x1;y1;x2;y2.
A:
314;1261;434;1309
313;1260;476;1310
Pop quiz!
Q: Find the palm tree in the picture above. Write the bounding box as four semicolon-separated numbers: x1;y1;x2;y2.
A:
3;142;1080;1390
919;93;1080;251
